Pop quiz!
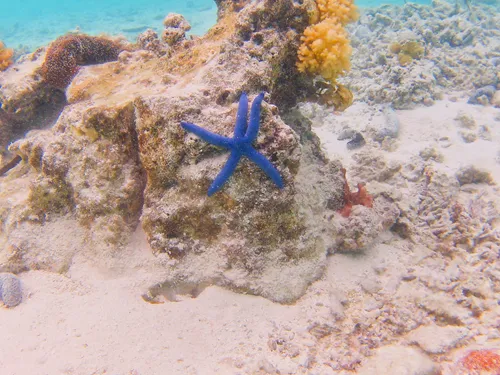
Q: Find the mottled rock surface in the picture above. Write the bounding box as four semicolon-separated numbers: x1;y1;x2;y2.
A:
0;49;66;157
0;0;387;303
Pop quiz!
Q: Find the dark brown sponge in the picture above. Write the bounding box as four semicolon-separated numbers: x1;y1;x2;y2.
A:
41;34;122;89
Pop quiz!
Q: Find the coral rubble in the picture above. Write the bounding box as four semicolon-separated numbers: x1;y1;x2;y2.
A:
348;0;500;108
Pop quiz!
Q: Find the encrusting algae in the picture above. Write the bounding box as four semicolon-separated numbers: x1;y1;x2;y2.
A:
297;0;358;111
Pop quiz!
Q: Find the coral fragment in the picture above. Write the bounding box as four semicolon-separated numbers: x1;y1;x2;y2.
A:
338;168;373;217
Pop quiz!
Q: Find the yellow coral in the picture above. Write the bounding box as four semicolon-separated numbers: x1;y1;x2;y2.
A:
401;41;424;59
0;41;14;71
297;18;352;81
316;0;358;24
326;83;354;111
398;53;413;66
389;41;424;67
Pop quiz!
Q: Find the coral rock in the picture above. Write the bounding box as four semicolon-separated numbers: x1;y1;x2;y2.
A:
0;0;398;304
137;29;169;57
7;101;146;250
162;13;191;46
0;49;66;157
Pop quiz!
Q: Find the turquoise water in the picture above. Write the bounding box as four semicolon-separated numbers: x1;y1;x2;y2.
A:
0;0;433;52
0;0;217;51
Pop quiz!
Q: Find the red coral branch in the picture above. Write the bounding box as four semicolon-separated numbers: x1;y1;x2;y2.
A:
41;34;122;89
338;167;373;217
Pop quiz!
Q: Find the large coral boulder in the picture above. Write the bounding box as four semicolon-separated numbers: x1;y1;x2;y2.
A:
0;0;396;302
1;101;146;273
135;92;344;302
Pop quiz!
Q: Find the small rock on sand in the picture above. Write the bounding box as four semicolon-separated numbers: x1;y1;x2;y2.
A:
0;273;23;308
357;345;439;375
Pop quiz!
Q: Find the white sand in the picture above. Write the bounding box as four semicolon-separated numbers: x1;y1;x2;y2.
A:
1;97;499;374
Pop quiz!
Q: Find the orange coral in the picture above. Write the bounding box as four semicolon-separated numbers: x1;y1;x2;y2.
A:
0;41;14;71
297;0;358;111
41;34;122;88
461;350;500;373
338;168;373;217
316;0;359;24
297;18;352;81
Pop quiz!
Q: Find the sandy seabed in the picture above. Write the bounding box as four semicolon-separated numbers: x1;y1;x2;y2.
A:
1;96;499;375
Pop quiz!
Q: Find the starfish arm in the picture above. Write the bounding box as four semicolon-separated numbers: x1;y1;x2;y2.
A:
234;92;248;138
245;148;284;189
208;151;242;196
244;92;265;142
181;121;233;148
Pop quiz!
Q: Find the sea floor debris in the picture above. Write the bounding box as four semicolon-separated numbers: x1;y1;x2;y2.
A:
0;0;499;374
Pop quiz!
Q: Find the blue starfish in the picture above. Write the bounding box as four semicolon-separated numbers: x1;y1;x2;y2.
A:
181;92;284;196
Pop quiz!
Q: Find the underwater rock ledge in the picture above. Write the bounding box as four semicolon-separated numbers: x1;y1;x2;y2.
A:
0;0;396;303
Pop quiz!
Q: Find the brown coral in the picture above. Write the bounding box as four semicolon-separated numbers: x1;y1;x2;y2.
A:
41;34;122;89
338;168;373;217
0;41;14;71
